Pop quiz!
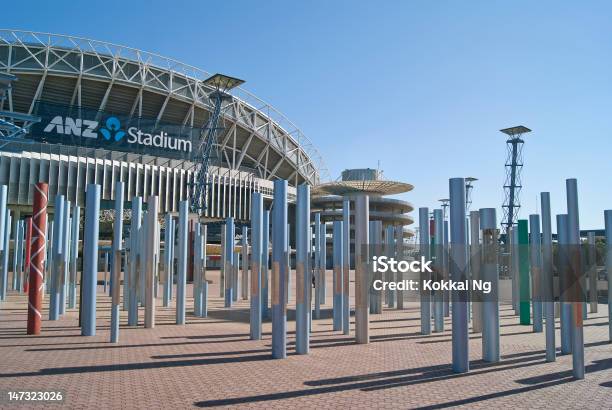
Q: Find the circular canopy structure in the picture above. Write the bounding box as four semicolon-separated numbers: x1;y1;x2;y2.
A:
312;179;413;196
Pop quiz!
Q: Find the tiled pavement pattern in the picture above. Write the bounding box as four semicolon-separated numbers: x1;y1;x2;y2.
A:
0;270;610;409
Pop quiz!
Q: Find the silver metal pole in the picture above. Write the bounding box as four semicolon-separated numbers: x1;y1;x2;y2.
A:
81;184;100;336
262;210;270;319
385;225;395;308
176;200;188;325
69;205;80;309
557;214;571;354
296;185;310;352
250;192;263;340
529;214;543;333
450;178;469;373
242;226;248;300
144;196;158;329
355;195;369;344
470;211;482;333
271;179;288;359
224;217;234;307
342;199;350;335
433;209;444;332
604;210;612;342
128;197;142;326
566;178;584;379
110;182;124;342
587;232;597;313
419;207;431;334
49;194;64;320
540;192;555;361
333;220;344;329
314;212;321;319
480;208;499;362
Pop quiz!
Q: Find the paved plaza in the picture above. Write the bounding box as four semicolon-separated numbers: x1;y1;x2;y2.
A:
0;271;610;409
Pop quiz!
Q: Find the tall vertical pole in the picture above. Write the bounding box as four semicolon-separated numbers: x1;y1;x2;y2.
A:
0;210;9;300
566;178;584;379
587;232;597;313
82;184;100;336
69;205;80;309
60;200;70;315
27;183;48;335
369;221;382;314
540;192;555;362
443;219;450;317
12;220;22;292
110;182;124;342
0;185;7;295
557;214;572;354
242;226;249;300
385;225;395;308
144;196;158;329
470;211;482;333
529;214;543;333
314;212;321;319
224;217;234;307
419;207;431;335
49;195;64;320
201;224;208;317
220;224;226;298
450;178;469;373
342;199;350;335
510;226;519;315
250;192;263;340
163;214;172;308
193;223;202;315
333;220;344;329
518;219;531;325
23;217;32;294
271;179;288;359
480;208;499;362
604;210;612;342
176;200;188;325
395;225;404;310
262;210;270;319
355;195;369;344
295;185;310;353
433;209;444;332
128;197;142;326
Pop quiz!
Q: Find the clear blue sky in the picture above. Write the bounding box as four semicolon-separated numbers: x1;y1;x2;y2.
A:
5;0;611;230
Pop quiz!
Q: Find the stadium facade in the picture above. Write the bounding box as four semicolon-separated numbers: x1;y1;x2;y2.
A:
0;30;327;223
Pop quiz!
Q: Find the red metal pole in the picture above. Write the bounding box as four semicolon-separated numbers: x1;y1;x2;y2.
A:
27;183;48;335
23;216;32;293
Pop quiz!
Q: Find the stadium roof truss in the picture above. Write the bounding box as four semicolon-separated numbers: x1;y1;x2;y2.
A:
0;30;329;186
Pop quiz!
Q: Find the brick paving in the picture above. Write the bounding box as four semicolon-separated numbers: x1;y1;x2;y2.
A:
0;270;610;409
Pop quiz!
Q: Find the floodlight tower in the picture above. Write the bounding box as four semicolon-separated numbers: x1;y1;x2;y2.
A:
191;74;245;215
465;177;478;212
500;126;531;239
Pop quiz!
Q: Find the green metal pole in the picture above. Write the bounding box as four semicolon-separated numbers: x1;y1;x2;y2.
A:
518;219;531;325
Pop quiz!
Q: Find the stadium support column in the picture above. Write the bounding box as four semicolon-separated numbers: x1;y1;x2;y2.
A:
224;217;234;307
369;220;382;314
333;220;344;330
604;210;612;342
82;184;100;336
262;210;270;319
295;186;310;353
163;214;172;308
110;182;124;342
470;211;482;333
529;214;543;333
271;179;288;359
144;196;158;329
49;195;65;320
250;192;263;340
342;199;350;335
242;226;248;300
433;209;444;332
450;178;469;373
518;219;530;325
419;207;431;335
27;183;48;335
355;195;369;344
176;201;188;324
540;193;555;362
128;197;142;326
557;214;571;354
314;212;321;319
69;205;80;309
480;208;499;363
566;178;584;379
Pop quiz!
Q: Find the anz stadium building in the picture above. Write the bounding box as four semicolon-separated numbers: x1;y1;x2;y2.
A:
0;30;327;223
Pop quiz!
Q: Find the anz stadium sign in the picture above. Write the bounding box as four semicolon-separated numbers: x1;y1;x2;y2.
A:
31;101;197;160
